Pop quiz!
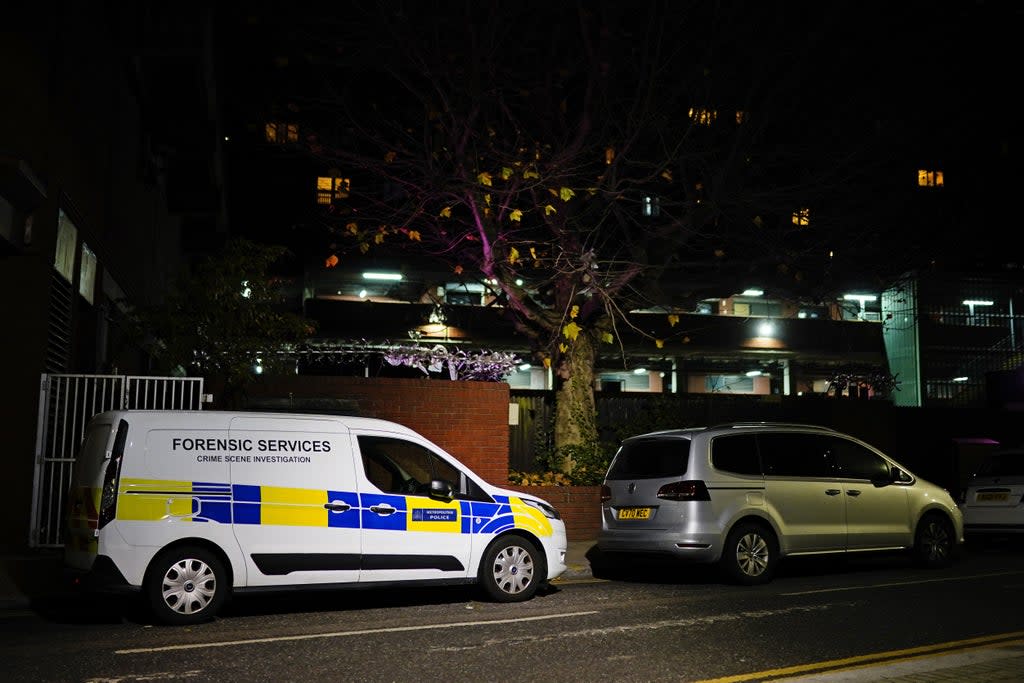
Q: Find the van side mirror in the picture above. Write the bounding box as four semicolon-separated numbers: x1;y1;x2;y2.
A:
429;478;454;501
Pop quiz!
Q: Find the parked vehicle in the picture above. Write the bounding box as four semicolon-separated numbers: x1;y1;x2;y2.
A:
65;410;566;624
598;422;962;584
960;448;1024;543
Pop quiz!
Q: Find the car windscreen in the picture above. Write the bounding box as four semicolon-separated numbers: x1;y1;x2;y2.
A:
978;452;1024;477
605;437;690;480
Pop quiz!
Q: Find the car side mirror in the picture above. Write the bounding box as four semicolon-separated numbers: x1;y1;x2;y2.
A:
429;478;454;501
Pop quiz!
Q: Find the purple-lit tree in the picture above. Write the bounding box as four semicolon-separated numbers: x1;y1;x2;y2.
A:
249;2;898;471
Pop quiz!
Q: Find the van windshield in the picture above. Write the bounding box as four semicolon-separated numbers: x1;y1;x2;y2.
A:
606;438;690;480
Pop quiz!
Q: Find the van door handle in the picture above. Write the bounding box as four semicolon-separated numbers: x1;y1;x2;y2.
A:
825;489;841;496
846;490;862;497
324;502;351;512
370;504;397;515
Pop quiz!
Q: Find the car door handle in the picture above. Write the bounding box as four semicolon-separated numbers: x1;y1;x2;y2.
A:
846;490;862;497
324;502;351;512
370;504;397;515
825;489;841;496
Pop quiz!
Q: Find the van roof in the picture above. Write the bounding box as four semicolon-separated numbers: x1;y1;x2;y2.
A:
91;410;422;436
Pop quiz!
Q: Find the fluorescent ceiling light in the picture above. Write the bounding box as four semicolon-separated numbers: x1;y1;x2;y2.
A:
745;370;763;377
962;300;993;306
741;288;764;297
633;368;647;375
363;272;403;281
952;376;968;383
757;322;775;336
843;293;877;302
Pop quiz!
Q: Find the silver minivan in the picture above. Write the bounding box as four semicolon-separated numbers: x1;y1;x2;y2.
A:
598;423;963;584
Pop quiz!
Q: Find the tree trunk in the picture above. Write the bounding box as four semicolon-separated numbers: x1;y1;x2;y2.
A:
553;332;600;473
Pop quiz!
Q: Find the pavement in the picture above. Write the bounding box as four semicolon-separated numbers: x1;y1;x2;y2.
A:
3;542;1024;682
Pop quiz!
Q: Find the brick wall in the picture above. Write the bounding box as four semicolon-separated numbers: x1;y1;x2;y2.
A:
507;485;602;541
245;376;512;484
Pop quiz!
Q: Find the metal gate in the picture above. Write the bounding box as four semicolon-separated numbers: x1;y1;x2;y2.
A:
29;374;206;548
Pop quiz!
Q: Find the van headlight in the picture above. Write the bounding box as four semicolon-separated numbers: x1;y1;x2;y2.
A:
522;497;561;520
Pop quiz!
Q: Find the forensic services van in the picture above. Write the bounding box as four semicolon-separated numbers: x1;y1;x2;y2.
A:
64;410;567;625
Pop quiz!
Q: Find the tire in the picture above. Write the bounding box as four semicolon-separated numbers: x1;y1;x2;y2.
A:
145;546;227;625
478;535;545;602
720;521;778;585
912;513;955;568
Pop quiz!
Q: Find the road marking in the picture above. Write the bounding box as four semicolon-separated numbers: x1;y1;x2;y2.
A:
115;610;599;654
780;569;1024;596
693;631;1024;683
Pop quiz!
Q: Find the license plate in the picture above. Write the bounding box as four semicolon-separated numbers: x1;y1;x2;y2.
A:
977;492;1008;502
618;507;651;520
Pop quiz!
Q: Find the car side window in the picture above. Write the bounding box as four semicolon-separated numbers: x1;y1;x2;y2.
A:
831;437;891;481
758;433;835;478
710;434;761;475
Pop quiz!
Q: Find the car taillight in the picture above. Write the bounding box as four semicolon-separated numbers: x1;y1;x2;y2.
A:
97;419;129;529
600;484;612;503
656;480;710;501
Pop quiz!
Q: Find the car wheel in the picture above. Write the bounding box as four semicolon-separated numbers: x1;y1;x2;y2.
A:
913;513;955;568
721;521;778;585
145;546;227;625
479;535;544;602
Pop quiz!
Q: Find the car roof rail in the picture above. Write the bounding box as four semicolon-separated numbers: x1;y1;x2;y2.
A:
709;421;837;431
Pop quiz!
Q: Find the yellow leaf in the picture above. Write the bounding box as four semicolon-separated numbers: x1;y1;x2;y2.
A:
346;222;359;235
714;249;725;258
655;339;665;349
562;321;581;340
501;167;513;180
484;207;492;217
558;343;567;353
660;169;673;182
544;204;557;215
548;188;558;197
454;264;464;275
683;336;691;344
359;243;370;254
510;209;523;222
484;193;491;206
543;356;552;368
508;247;520;264
523;168;539;180
668;314;679;327
478;171;493;186
407;230;421;241
325;254;339;268
600;332;613;344
440;206;452;218
374;233;385;244
384;151;397;163
570;305;579;319
753;215;764;228
559;187;575;201
530;247;537;260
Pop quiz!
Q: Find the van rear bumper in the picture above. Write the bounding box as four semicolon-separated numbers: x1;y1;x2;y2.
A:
65;554;139;595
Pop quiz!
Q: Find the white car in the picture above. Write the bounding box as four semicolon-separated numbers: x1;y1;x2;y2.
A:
960;449;1024;542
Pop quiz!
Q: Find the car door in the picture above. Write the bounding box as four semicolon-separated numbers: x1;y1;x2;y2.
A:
759;432;847;553
228;416;361;587
355;431;474;582
832;437;913;549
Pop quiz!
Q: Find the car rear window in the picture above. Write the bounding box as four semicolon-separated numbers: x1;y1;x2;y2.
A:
606;437;690;480
978;452;1024;477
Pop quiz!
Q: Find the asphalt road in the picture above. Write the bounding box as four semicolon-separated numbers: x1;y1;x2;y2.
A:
2;541;1023;682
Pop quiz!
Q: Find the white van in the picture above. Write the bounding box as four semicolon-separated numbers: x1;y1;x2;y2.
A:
64;410;567;624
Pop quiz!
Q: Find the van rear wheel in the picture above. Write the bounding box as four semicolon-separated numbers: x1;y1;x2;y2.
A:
721;521;778;585
479;535;544;602
146;546;226;625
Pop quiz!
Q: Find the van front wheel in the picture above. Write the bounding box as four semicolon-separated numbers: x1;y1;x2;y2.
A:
479;535;544;602
146;546;227;625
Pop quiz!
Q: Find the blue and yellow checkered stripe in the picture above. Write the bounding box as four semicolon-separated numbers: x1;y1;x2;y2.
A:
116;479;553;537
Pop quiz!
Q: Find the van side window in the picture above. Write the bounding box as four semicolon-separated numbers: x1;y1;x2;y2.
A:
758;433;835;478
357;435;488;500
710;434;761;475
831;438;891;481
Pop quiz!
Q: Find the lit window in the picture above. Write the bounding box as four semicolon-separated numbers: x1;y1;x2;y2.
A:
316;176;351;205
265;122;299;144
917;169;944;187
688;107;718;126
735;111;747;124
54;209;77;283
79;243;97;304
792;208;810;226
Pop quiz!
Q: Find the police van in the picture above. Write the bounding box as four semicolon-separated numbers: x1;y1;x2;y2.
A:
65;410;567;625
